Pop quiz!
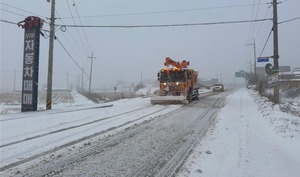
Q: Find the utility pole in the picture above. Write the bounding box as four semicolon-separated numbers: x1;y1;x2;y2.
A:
66;72;69;90
140;71;143;85
88;52;96;93
14;69;16;92
220;73;223;83
246;39;257;83
46;0;55;110
81;68;84;92
273;0;280;103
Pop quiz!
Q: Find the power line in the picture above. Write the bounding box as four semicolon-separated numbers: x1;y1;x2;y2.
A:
250;0;263;38
59;3;269;19
66;0;89;55
55;18;272;28
4;16;297;29
71;0;93;52
55;10;87;64
0;2;46;19
0;19;17;25
0;8;27;17
55;36;89;77
254;6;271;39
258;28;272;58
246;0;257;41
0;18;90;87
278;16;300;24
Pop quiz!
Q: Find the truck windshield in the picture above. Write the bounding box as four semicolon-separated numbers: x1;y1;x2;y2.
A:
170;70;186;82
160;71;169;83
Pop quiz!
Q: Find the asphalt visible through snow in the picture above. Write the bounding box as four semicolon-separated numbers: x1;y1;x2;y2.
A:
1;91;231;176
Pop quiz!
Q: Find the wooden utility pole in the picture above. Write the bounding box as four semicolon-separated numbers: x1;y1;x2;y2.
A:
88;53;96;93
46;0;56;110
66;72;69;90
273;0;280;103
246;39;257;83
14;69;16;92
140;71;143;85
81;68;84;91
253;39;257;81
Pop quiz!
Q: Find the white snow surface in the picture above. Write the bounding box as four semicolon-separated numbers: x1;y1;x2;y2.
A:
1;89;299;176
0;94;181;169
177;89;300;177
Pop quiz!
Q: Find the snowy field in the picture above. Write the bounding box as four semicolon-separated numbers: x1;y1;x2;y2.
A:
0;88;300;176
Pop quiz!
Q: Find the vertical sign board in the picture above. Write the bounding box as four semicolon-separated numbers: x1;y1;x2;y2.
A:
20;17;41;112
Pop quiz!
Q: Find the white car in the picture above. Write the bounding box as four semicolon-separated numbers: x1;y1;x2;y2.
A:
212;84;224;92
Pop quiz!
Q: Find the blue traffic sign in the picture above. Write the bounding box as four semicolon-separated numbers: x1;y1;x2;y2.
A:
257;57;269;62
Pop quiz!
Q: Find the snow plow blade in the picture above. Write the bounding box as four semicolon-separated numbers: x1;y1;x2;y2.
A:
150;96;188;105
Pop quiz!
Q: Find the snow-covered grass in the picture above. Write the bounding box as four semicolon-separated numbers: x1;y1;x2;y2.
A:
0;91;96;115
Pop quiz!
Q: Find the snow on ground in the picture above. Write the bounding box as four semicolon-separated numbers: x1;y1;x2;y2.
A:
0;92;181;169
0;91;96;115
1;88;300;176
177;88;300;177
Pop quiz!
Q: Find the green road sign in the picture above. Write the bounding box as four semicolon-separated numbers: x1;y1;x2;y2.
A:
235;70;245;77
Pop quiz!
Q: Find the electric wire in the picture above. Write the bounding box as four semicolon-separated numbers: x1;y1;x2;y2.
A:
59;3;269;19
0;8;27;17
55;36;89;77
66;0;89;55
278;16;300;24
0;2;46;19
55;9;87;64
0;17;90;83
0;19;17;25
246;0;257;42
71;0;93;53
254;6;271;39
250;0;262;38
2;16;296;29
258;28;273;58
55;18;272;28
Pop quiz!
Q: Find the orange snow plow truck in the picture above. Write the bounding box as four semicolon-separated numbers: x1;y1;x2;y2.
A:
151;57;200;104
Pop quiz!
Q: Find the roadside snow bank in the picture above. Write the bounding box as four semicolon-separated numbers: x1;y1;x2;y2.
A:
177;88;300;177
249;90;300;139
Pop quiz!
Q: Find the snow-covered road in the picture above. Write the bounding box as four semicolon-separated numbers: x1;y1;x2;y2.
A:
1;97;181;170
1;88;299;177
1;90;225;176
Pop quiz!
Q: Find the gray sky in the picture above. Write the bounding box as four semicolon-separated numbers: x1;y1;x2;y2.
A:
1;0;299;91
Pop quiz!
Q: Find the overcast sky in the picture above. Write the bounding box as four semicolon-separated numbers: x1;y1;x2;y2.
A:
1;0;299;91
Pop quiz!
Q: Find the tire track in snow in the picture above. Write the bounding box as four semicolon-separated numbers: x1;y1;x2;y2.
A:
0;105;174;172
